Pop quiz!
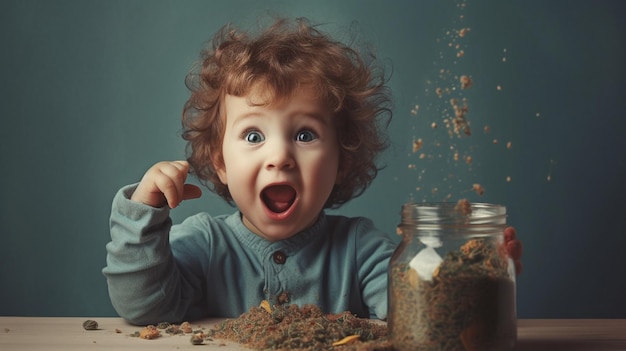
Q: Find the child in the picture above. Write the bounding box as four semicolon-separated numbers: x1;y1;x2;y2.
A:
103;17;522;326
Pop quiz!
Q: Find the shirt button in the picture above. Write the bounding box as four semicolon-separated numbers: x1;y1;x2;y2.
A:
272;251;287;264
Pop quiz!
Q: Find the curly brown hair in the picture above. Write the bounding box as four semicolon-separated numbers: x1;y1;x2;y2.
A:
182;17;392;209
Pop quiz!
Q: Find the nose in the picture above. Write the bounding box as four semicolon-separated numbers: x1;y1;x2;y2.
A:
265;138;295;170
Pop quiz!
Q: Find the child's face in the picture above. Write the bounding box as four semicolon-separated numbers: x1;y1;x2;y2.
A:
217;87;340;241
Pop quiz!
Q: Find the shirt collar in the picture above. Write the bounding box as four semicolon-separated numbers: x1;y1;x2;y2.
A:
226;211;328;256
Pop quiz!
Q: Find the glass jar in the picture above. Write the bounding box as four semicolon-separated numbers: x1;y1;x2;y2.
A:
388;202;517;351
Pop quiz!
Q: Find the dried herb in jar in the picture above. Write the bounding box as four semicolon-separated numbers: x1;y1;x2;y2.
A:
389;239;516;351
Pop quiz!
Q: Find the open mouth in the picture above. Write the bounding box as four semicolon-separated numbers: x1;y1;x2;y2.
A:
262;184;297;213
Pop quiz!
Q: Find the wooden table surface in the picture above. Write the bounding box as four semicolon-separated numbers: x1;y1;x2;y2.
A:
1;317;625;350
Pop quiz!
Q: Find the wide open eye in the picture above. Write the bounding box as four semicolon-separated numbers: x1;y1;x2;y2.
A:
296;130;317;143
244;130;265;144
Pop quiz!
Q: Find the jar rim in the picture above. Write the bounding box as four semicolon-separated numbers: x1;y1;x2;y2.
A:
400;201;507;229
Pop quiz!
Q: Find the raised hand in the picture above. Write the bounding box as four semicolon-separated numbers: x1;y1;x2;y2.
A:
131;160;202;208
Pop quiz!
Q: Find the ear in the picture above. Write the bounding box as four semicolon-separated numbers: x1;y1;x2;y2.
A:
217;167;227;185
213;154;228;185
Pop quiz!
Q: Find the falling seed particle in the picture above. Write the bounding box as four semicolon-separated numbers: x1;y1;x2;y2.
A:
493;139;499;144
472;183;485;196
483;125;490;133
506;141;512;149
497;85;502;91
431;122;438;128
459;27;470;37
506;176;512;182
465;156;473;164
463;125;471;136
412;138;423;153
460;75;472;89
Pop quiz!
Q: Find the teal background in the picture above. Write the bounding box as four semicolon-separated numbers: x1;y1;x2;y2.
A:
1;0;625;318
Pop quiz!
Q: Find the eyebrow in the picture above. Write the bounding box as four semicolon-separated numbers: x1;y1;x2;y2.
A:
231;109;332;128
297;110;333;125
229;111;262;130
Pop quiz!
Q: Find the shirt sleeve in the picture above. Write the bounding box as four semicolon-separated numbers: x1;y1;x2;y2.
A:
354;217;397;320
102;184;202;325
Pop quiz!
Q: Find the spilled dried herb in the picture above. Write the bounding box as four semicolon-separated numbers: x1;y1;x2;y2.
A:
139;325;161;339
389;238;516;351
82;319;98;330
206;303;392;350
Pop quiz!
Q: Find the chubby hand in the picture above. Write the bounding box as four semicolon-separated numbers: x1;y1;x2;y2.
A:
504;226;523;275
131;160;202;208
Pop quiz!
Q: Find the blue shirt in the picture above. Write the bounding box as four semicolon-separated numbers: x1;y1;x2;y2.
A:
103;184;396;325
